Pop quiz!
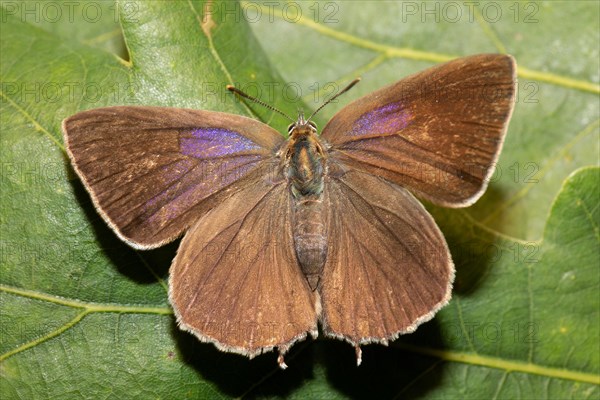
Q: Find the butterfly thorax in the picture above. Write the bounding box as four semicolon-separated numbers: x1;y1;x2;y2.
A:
283;120;328;291
286;128;325;198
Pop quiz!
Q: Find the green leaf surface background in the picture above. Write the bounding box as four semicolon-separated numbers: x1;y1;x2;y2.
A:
1;1;598;398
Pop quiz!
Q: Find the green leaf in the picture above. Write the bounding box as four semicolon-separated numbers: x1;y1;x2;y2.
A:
1;1;598;398
2;0;127;56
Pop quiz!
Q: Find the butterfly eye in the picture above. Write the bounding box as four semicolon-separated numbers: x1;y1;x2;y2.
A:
309;121;317;131
287;123;296;133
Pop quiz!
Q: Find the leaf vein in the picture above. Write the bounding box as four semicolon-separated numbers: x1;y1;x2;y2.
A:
395;342;600;385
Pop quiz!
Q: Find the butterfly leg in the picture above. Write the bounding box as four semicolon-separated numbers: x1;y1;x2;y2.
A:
355;345;362;366
277;353;288;370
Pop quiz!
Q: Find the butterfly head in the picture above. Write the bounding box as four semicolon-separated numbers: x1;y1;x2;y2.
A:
287;110;317;138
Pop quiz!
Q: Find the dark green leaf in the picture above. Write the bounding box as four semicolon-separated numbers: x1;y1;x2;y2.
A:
1;1;598;398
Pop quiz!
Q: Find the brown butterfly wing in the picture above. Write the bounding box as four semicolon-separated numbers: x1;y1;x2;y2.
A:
169;163;318;357
63;106;284;249
321;54;516;207
320;169;454;344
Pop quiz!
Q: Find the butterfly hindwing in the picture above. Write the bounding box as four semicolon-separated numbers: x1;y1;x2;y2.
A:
320;169;454;344
169;162;318;357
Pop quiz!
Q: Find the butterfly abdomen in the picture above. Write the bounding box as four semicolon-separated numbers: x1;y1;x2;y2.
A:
286;131;328;290
292;196;327;291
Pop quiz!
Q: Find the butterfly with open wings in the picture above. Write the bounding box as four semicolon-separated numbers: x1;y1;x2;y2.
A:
63;54;516;368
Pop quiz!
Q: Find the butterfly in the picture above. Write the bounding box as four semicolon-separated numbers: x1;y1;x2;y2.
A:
62;54;516;368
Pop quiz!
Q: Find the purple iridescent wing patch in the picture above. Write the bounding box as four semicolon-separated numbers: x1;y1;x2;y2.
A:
348;103;413;137
63;106;284;248
142;128;266;228
180;128;262;158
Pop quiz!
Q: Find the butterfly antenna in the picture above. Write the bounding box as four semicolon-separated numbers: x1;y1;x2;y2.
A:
227;85;295;122
307;78;361;122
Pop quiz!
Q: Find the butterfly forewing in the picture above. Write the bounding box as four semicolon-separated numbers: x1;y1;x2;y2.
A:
169;162;318;357
321;54;516;207
63;106;284;249
320;169;453;344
